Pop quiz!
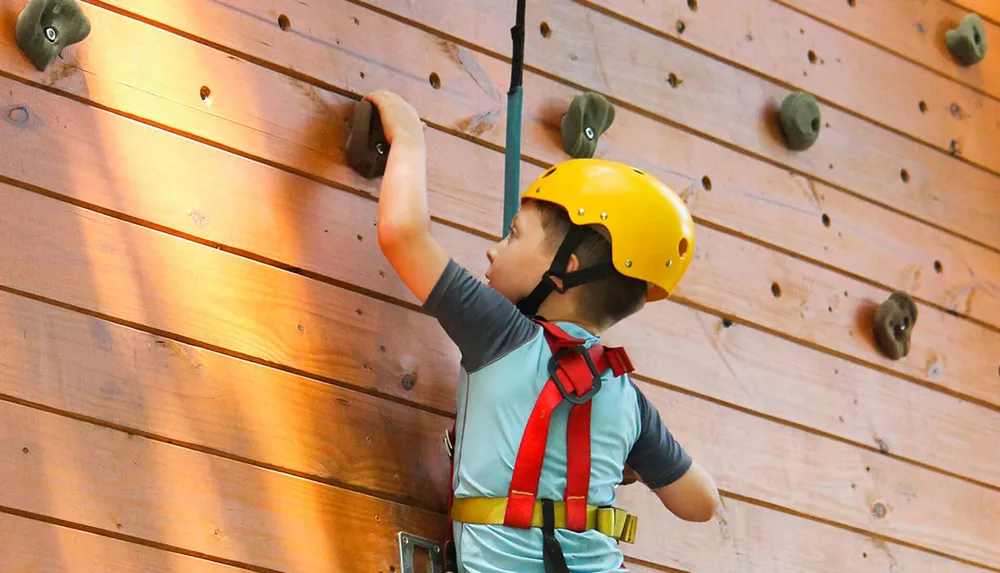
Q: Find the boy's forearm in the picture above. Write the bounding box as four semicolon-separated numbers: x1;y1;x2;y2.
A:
377;137;430;241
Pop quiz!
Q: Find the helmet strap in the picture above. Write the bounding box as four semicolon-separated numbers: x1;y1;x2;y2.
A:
516;226;615;316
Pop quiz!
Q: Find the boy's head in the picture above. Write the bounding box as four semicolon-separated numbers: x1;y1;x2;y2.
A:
486;159;695;332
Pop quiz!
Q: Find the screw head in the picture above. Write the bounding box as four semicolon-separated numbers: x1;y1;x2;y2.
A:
375;142;386;155
584;126;595;140
434;545;441;553
625;260;633;267
44;27;58;42
666;260;673;267
600;212;608;220
578;208;585;216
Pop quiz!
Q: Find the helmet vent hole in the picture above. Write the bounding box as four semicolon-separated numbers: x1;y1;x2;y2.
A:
633;168;645;175
678;238;689;258
542;166;557;178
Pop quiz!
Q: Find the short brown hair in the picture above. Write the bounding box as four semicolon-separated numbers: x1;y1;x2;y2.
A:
532;200;648;328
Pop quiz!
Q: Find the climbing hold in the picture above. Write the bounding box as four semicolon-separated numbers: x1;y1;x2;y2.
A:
561;92;615;159
779;92;821;151
946;13;988;66
872;291;918;361
15;0;92;72
346;99;389;179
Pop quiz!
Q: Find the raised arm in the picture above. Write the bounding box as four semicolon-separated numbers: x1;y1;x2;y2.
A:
367;90;450;304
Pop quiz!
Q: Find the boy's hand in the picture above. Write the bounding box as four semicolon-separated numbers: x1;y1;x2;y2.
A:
365;90;426;148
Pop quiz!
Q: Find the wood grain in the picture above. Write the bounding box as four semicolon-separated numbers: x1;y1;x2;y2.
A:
0;400;444;572
350;0;1000;250
0;183;1000;563
2;74;998;485
948;0;1000;25
583;0;1000;174
631;382;1000;569
1;185;998;565
8;2;998;329
0;289;451;511
603;303;1000;489
0;512;252;573
0;181;464;415
676;224;1000;409
617;490;990;573
775;0;1000;101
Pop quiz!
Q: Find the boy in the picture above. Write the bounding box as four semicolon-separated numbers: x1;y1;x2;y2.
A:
368;90;720;573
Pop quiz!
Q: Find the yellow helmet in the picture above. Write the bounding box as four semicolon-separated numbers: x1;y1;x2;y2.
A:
520;158;695;303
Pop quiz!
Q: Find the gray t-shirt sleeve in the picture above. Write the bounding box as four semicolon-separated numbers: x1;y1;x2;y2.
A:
423;259;540;373
626;381;693;489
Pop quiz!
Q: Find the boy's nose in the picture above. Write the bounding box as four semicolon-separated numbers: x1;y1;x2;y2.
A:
486;246;497;263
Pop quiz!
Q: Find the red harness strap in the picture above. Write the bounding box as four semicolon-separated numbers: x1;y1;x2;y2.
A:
443;320;634;571
504;320;634;532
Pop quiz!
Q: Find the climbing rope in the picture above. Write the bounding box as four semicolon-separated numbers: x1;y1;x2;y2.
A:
503;0;527;236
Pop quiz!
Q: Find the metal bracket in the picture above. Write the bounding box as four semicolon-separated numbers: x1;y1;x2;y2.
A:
398;532;444;573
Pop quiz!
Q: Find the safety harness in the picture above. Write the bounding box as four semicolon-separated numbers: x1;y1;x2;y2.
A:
443;319;639;572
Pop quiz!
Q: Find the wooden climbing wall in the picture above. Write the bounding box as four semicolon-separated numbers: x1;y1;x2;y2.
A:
1;0;998;571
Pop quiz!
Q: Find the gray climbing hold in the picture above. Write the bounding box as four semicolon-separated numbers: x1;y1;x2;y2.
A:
946;13;988;67
779;92;821;151
346;99;389;179
16;0;92;72
561;92;615;158
873;291;918;361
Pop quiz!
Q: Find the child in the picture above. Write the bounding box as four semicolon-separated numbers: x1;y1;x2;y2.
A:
368;90;720;573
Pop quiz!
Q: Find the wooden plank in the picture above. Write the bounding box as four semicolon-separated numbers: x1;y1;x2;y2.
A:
342;0;1000;250
6;2;999;330
0;179;464;416
949;0;1000;25
579;0;1000;174
1;187;999;567
628;381;1000;569
0;289;451;511
0;512;251;573
774;0;1000;101
2;74;999;487
617;490;991;573
3;12;998;403
0;400;444;572
603;303;1000;490
675;223;1000;409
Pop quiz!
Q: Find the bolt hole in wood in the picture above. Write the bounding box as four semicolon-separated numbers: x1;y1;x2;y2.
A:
934;260;943;273
701;175;712;190
540;21;551;38
199;86;212;105
847;0;855;6
900;168;909;183
771;282;782;298
687;0;698;11
278;14;290;31
808;50;817;64
822;213;831;227
667;72;681;88
429;72;441;89
919;100;928;113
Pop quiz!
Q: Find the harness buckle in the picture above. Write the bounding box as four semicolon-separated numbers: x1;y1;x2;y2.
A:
547;346;603;405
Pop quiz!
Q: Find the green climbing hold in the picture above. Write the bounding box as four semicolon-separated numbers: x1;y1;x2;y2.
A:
16;0;92;72
346;99;390;179
779;92;821;151
561;92;615;159
873;291;918;361
946;13;988;67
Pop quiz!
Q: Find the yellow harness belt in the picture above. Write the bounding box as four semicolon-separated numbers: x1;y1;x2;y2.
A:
450;497;638;544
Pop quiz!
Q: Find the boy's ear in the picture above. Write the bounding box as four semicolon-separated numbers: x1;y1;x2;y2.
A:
565;254;581;274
